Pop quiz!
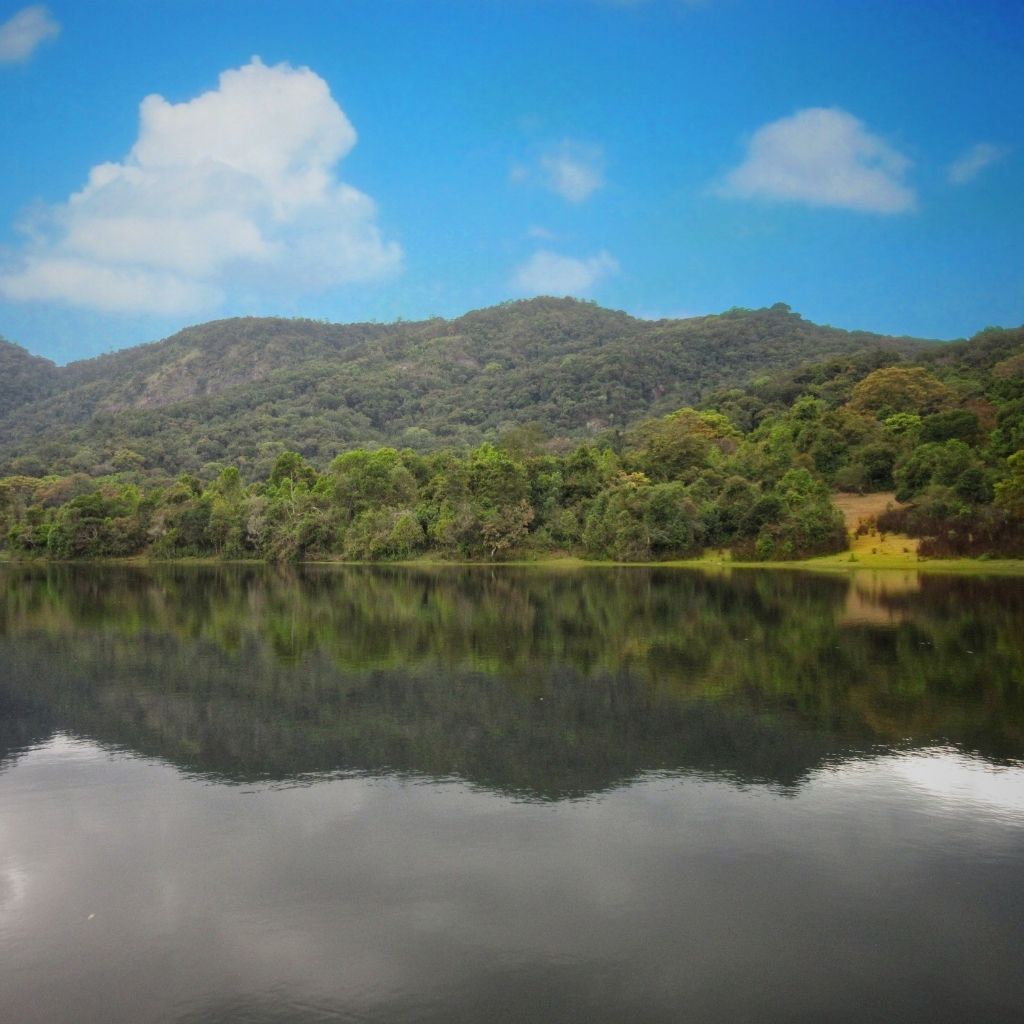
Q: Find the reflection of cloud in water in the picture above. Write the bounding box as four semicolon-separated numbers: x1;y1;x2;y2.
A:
0;863;28;913
2;736;1023;1024
29;733;106;762
888;748;1024;819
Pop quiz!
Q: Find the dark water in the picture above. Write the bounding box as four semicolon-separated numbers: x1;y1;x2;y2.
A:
1;565;1022;1023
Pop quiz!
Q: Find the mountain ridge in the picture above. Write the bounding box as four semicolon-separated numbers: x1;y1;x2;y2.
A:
0;297;943;478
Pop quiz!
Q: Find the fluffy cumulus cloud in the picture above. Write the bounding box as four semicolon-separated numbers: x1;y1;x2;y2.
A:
947;142;1007;185
719;107;915;214
0;4;59;63
512;249;618;296
0;58;401;315
540;142;605;203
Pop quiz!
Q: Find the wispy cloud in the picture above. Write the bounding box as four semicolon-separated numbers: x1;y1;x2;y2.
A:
947;142;1007;185
512;249;618;296
0;5;59;64
0;58;401;315
718;107;915;214
512;141;605;203
540;142;605;202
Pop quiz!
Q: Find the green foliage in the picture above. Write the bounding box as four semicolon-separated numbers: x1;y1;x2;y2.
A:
627;408;737;483
994;450;1024;518
848;366;955;418
919;409;980;446
46;484;148;558
894;440;977;501
269;450;318;488
0;338;59;420
343;507;426;560
583;473;703;560
331;448;417;522
741;470;846;560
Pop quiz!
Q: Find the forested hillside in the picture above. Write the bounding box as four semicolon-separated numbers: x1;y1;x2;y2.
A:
0;299;931;479
0;338;60;419
701;323;1024;556
3;299;1022;564
2;319;1022;564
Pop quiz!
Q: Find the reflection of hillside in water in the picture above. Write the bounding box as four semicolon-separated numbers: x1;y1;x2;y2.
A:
0;565;1021;797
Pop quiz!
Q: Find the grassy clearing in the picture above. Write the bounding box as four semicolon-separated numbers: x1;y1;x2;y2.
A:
832;491;904;530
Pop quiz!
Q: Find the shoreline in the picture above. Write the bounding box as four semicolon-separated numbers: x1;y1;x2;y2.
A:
3;550;1024;576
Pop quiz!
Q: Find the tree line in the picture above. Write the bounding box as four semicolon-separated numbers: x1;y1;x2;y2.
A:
1;410;845;563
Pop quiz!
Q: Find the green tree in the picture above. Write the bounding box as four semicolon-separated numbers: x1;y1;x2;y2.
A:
330;448;417;523
994;450;1024;517
848;366;954;418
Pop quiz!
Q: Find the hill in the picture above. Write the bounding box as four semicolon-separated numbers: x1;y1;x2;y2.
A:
0;298;935;478
1;313;1022;564
0;338;60;419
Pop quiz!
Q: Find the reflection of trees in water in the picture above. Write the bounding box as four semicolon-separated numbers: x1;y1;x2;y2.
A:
0;566;1021;795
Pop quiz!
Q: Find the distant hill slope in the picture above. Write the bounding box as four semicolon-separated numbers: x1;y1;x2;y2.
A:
0;338;60;418
0;298;938;478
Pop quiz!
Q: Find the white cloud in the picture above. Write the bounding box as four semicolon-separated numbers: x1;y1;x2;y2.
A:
0;257;218;314
0;57;401;315
947;142;1007;185
719;107;915;214
540;142;605;203
0;5;58;64
512;249;618;296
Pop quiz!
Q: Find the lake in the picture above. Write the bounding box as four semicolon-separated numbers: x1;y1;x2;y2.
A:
1;564;1022;1023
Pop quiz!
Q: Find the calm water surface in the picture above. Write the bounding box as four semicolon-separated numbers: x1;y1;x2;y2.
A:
1;565;1022;1022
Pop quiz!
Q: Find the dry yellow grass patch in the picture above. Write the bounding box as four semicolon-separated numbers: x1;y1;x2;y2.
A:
832;491;902;531
831;491;920;558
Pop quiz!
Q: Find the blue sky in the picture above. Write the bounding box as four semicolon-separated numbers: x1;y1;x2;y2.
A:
0;0;1021;363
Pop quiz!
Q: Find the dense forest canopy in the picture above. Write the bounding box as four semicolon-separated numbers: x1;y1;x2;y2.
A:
1;300;1022;562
